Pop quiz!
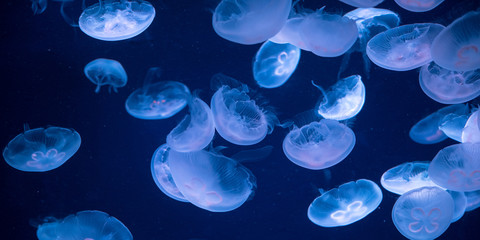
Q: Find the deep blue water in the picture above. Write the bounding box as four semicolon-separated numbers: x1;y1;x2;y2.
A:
1;0;480;239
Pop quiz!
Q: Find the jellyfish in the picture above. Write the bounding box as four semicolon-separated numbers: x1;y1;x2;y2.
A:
428;143;480;192
125;67;191;120
431;11;480;72
338;0;384;8
313;75;366;121
381;162;441;195
283;119;355;170
36;210;132;240
269;14;311;51
253;41;300;88
447;190;467;223
308;179;382;227
84;58;127;93
465;190;480;211
211;0;291;45
366;23;445;71
31;0;47;15
166;97;215;152
461;108;480;143
78;0;155;41
3;125;81;172
392;187;454;240
394;0;444;12
439;111;470;142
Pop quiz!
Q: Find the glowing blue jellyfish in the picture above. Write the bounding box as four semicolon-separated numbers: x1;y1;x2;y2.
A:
313;75;365;121
394;0;444;12
36;210;132;240
31;0;47;15
166;97;215;152
253;41;300;88
392;187;454;240
84;58;127;93
366;23;445;71
339;0;384;8
465;190;480;211
125;67;191;120
79;0;155;41
448;190;466;223
381;162;441;195
212;0;291;45
428;143;480;192
439;111;469;142
461;108;480;143
283;119;355;170
3;126;81;172
270;15;311;51
308;179;382;227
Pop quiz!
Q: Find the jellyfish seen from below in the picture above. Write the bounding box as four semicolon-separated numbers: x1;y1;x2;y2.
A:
367;23;445;71
381;161;441;195
338;0;384;8
84;58;127;93
313;75;366;121
3;126;81;172
212;0;291;45
394;0;444;12
79;0;155;41
439;111;469;142
31;0;47;15
283;119;355;170
166;97;215;152
36;210;132;240
308;179;382;227
253;41;300;88
125;67;191;120
461;108;480;143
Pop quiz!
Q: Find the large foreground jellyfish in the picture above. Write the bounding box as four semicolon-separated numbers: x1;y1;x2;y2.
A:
3;125;81;172
212;0;291;45
283;119;355;170
338;0;384;8
253;41;300;88
394;0;444;12
392;187;454;240
308;179;382;227
84;58;127;93
381;161;440;195
462;108;480;143
125;67;191;120
79;0;155;41
367;23;444;71
36;210;132;240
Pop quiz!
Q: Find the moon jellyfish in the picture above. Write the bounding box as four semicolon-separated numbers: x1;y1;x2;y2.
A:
308;179;382;227
394;0;444;12
465;190;480;211
428;143;480;192
31;0;47;15
283;119;355;170
79;0;155;41
84;58;127;93
381;162;440;195
270;15;311;51
253;41;300;88
166;97;215;152
439;110;470;142
431;11;480;72
125;67;191;120
36;210;132;240
461;108;480;143
447;190;467;223
3;125;81;172
367;23;444;71
211;0;291;45
338;0;384;8
313;75;366;121
392;187;454;240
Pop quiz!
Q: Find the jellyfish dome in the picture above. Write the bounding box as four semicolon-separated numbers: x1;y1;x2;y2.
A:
269;16;311;51
392;187;454;240
461;108;480;143
367;23;445;71
447;190;467;223
394;0;444;12
212;0;291;45
253;41;300;88
3;126;81;172
84;58;127;93
36;210;132;240
339;0;384;8
308;179;382;227
381;162;441;195
283;119;355;170
439;111;469;142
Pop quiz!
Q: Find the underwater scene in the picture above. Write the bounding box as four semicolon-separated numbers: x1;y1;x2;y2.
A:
2;0;480;239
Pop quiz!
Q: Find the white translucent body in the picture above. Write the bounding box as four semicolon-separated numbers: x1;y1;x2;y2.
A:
381;162;441;195
439;113;469;142
461;109;480;143
339;0;384;8
394;0;444;12
448;191;467;223
270;17;310;51
84;58;127;93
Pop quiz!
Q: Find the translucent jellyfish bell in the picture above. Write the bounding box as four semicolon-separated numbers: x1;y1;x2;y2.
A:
461;108;480;143
465;190;480;211
270;15;311;51
439;111;470;142
308;179;382;227
381;161;441;195
338;0;384;8
447;190;467;223
79;0;155;41
84;58;127;93
394;0;444;12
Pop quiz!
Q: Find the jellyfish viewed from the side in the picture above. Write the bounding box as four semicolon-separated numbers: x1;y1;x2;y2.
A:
381;161;441;195
439;111;469;142
394;0;444;12
3;125;81;172
84;58;128;93
448;190;467;223
338;0;384;8
308;179;382;227
461;108;480;143
31;0;47;15
269;14;311;51
465;190;480;211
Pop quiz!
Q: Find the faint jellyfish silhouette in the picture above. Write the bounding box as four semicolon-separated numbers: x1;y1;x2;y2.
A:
36;210;132;240
367;23;445;71
461;108;480;143
381;161;441;195
447;190;467;223
84;58;127;93
212;0;291;45
79;0;155;41
253;41;300;88
465;190;480;211
125;67;191;120
31;0;47;15
338;0;384;8
308;179;382;227
394;0;444;12
392;187;454;240
439;111;469;142
3;125;81;172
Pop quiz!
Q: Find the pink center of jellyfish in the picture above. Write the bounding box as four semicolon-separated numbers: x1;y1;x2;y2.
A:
456;45;479;67
408;207;441;233
448;169;480;187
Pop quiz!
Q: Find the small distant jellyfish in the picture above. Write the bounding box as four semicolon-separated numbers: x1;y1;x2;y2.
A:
392;187;454;240
366;23;445;71
31;0;47;15
308;179;382;227
381;161;441;195
79;0;156;41
338;0;384;8
394;0;444;12
3;126;81;172
461;108;480;143
84;58;127;93
212;0;291;45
